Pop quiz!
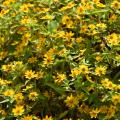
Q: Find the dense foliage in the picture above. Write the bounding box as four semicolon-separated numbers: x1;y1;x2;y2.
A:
0;0;120;119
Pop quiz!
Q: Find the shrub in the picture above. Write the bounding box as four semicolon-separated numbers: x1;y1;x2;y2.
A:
0;0;120;119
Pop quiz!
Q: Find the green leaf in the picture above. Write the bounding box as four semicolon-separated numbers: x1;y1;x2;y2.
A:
45;82;65;94
47;20;58;33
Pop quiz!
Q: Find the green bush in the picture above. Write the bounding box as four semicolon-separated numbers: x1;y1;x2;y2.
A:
0;0;120;119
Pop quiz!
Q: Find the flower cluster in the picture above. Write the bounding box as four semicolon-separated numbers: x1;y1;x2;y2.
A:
0;0;120;119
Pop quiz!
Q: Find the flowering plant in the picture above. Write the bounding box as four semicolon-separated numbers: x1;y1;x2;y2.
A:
0;0;120;119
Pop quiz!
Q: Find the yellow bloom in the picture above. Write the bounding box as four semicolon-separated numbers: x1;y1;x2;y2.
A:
70;68;80;78
43;55;54;66
20;4;29;12
80;25;88;33
96;23;107;29
25;70;36;79
109;14;117;22
12;105;24;116
20;16;31;24
14;93;24;102
76;37;83;43
107;33;119;45
21;115;33;120
111;94;120;105
79;64;89;74
28;57;38;63
62;15;70;25
43;115;53;120
55;74;66;84
0;109;7;116
89;108;100;118
105;105;117;119
88;24;96;30
64;94;79;108
65;31;74;40
101;78;116;90
3;89;15;97
95;66;106;76
62;16;73;28
78;103;90;113
0;51;8;60
95;55;103;62
0;9;9;17
59;2;75;11
111;0;120;9
76;6;85;14
29;91;38;101
35;71;44;79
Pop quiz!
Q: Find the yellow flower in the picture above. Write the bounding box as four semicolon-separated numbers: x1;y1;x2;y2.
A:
14;93;24;102
95;55;103;62
107;33;119;45
70;68;80;78
95;66;106;76
89;108;100;118
62;15;70;25
76;6;85;14
3;89;15;97
62;15;73;28
92;0;100;4
78;103;90;113
28;57;38;63
12;105;24;116
79;64;89;74
29;91;38;101
101;78;116;90
25;70;36;79
55;74;66;84
105;105;117;119
111;0;120;9
0;51;8;60
2;0;11;6
76;37;83;43
64;94;79;108
43;55;54;66
35;71;44;79
0;9;9;17
43;115;53;120
96;23;107;29
65;31;74;40
21;115;33;120
88;24;96;30
80;25;88;33
20;16;31;24
111;94;120;105
109;14;117;22
20;4;30;12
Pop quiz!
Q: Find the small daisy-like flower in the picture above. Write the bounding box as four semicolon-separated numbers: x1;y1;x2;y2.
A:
12;105;24;117
21;115;33;120
64;94;79;108
95;66;107;76
55;74;66;84
25;70;36;79
29;91;38;101
79;64;89;74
